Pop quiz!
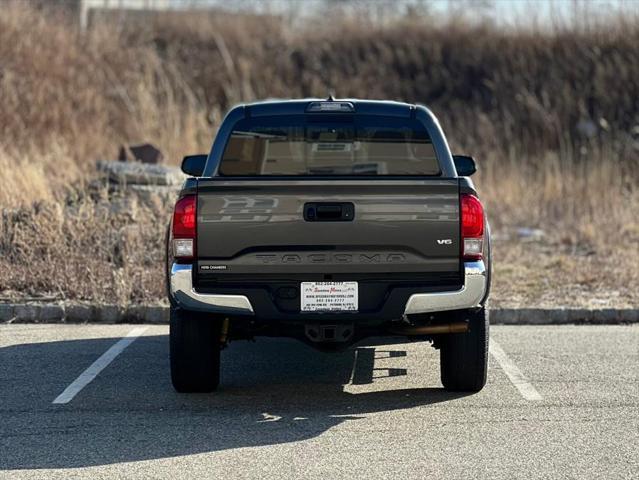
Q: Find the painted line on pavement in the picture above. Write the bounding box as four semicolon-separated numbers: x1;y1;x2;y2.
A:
489;340;543;401
52;327;148;404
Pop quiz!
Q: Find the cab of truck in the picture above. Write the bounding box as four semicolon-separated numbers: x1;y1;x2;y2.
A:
167;98;491;394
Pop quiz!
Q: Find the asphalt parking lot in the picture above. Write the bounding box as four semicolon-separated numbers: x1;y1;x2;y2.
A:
0;324;637;479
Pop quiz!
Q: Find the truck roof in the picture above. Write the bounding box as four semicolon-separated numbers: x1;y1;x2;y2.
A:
241;98;419;118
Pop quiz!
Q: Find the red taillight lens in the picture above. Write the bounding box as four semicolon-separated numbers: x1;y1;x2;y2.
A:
461;194;484;260
172;195;196;259
173;195;196;238
461;194;484;238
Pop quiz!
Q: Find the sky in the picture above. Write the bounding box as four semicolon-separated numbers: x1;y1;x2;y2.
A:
163;0;639;27
85;0;639;28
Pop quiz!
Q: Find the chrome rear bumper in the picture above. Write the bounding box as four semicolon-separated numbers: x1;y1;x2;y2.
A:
170;264;255;315
170;260;487;317
403;261;487;315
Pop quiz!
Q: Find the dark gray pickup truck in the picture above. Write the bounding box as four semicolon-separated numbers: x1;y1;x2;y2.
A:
167;98;491;393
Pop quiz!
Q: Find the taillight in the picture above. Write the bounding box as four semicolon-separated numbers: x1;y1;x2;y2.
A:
172;195;196;260
461;194;484;260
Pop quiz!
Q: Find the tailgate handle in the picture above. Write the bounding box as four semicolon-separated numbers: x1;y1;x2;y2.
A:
304;203;354;221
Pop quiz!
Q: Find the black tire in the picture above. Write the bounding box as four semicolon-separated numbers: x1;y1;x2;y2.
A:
440;307;489;392
170;307;222;393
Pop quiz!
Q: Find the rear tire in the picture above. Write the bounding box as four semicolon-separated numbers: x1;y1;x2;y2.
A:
440;307;489;392
170;307;222;393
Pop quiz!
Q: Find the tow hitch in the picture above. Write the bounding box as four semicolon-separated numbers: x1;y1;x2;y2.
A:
304;324;354;343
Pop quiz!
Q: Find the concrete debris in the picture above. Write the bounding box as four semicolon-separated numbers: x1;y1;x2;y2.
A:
576;119;597;138
97;160;184;186
516;227;545;241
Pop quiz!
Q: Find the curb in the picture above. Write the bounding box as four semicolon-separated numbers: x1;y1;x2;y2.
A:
489;308;639;325
1;302;638;325
0;302;168;324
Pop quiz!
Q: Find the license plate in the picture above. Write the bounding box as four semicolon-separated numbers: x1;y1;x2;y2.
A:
301;282;358;312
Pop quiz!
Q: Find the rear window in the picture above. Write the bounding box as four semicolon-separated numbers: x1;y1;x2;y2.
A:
219;114;440;176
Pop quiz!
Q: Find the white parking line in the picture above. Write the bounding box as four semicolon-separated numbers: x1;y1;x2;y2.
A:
489;340;543;401
52;327;148;404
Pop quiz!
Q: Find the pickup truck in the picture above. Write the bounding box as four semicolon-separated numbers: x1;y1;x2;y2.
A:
166;98;491;394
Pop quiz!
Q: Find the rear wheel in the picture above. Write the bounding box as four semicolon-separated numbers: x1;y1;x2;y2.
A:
170;307;222;393
440;307;489;392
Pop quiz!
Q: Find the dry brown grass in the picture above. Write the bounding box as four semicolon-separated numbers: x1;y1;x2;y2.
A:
0;4;638;306
0;5;209;208
0;183;171;303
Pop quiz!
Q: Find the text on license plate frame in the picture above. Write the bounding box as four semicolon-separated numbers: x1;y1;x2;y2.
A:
300;281;358;312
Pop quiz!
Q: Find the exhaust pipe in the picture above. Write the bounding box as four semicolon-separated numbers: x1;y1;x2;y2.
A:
389;321;468;336
220;317;230;344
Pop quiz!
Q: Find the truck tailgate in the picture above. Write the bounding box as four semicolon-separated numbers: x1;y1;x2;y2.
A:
196;179;460;278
